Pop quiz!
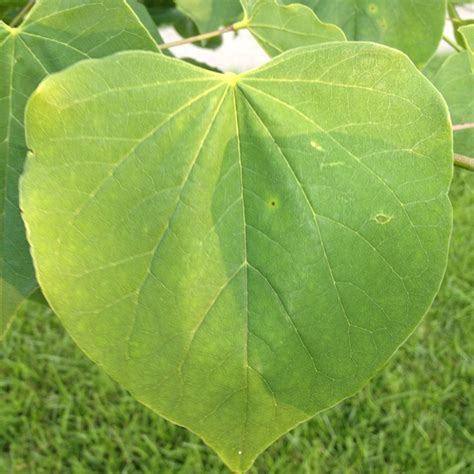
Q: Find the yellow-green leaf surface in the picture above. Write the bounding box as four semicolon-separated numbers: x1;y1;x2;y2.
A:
22;43;452;471
460;25;474;72
432;52;474;158
240;0;346;57
175;0;243;33
303;0;446;67
0;0;160;339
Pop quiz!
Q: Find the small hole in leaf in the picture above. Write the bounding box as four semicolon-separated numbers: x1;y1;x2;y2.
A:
310;140;324;151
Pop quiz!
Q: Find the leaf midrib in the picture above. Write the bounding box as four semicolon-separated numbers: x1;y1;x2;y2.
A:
237;85;352;361
231;84;250;467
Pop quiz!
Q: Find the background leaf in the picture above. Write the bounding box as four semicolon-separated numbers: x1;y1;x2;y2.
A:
175;0;243;33
291;0;446;67
0;0;27;24
459;24;474;72
432;52;474;158
423;53;452;81
0;0;160;339
127;0;165;44
241;0;346;57
22;43;452;471
143;0;224;49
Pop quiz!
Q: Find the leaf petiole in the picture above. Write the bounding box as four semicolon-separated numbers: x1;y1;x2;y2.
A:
452;122;474;131
159;23;238;50
442;35;463;52
448;4;461;21
452;125;474;171
454;154;474;172
9;0;35;28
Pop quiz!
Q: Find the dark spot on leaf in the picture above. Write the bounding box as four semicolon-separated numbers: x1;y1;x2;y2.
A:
268;198;279;209
367;4;378;15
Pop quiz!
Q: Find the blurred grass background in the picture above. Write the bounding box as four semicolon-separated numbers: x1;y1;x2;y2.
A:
1;169;473;474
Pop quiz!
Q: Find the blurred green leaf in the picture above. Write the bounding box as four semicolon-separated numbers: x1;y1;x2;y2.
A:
175;0;243;33
127;0;165;43
241;0;346;57
290;0;446;67
432;52;474;158
459;25;474;71
422;53;452;81
451;18;474;49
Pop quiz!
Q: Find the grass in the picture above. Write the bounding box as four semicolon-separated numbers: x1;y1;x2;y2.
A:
1;169;473;474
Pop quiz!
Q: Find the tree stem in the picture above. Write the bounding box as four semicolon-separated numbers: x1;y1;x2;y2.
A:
453;123;474;131
443;35;462;52
454;154;474;172
10;0;35;28
159;24;236;50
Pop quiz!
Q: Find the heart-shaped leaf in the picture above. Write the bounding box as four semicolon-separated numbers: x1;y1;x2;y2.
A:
432;52;474;158
296;0;446;67
240;0;346;57
21;44;452;471
0;0;160;339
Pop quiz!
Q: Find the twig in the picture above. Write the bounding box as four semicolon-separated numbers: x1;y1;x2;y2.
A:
454;154;474;172
10;0;35;28
159;24;236;50
453;123;474;131
442;35;462;52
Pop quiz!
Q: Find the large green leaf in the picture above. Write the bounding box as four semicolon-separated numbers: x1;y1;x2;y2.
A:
299;0;446;67
432;52;474;159
175;0;243;33
21;43;452;471
239;0;346;57
0;0;160;339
